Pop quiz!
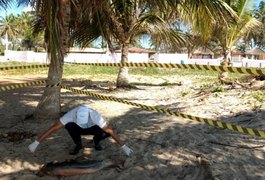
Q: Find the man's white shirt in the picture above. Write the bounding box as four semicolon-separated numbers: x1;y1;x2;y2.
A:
60;105;107;129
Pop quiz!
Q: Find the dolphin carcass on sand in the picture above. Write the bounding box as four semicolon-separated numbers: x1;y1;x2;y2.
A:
37;157;125;177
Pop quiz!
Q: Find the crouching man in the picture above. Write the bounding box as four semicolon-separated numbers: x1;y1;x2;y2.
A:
28;104;133;156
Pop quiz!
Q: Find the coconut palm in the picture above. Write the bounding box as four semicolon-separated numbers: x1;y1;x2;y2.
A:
19;0;107;119
71;0;236;88
245;1;265;49
15;0;72;119
212;0;261;80
0;14;18;50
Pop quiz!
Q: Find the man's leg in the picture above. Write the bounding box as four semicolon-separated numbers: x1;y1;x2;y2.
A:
84;126;110;151
65;122;83;155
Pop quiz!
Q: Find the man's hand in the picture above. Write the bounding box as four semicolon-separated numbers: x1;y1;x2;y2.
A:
28;140;40;153
121;144;133;156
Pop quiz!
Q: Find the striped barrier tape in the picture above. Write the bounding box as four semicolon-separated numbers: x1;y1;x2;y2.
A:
65;62;265;76
0;80;60;92
0;80;47;91
61;85;265;139
0;64;49;71
46;83;61;88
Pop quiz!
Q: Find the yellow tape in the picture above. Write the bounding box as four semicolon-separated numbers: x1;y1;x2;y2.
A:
0;64;49;71
0;80;60;92
2;62;264;76
0;80;47;91
61;85;265;139
65;62;265;76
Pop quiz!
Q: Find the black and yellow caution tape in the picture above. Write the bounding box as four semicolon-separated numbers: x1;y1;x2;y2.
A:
0;80;47;91
65;62;265;76
0;64;49;71
61;85;265;138
46;83;61;88
0;80;61;92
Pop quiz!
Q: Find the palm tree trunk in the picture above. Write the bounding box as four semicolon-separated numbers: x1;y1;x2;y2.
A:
34;0;70;120
116;43;130;88
34;56;63;120
219;49;232;82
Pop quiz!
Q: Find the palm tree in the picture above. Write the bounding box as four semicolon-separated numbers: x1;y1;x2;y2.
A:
3;0;106;119
212;0;261;80
35;0;72;119
16;0;72;120
0;14;18;50
15;11;42;50
71;0;236;88
245;1;265;49
25;0;107;119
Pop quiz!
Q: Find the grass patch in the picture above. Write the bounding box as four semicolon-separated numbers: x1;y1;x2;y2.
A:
251;91;265;103
0;61;48;76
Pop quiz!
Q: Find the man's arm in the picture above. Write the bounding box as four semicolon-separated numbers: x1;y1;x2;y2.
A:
102;124;133;156
28;120;64;153
36;120;64;142
102;124;124;146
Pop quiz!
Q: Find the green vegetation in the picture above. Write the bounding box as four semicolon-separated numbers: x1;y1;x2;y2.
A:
0;12;45;52
181;90;189;97
0;61;48;76
251;91;265;102
198;82;226;94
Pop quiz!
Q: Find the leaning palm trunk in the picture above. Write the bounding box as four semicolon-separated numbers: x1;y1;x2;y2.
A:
116;43;130;88
34;0;70;120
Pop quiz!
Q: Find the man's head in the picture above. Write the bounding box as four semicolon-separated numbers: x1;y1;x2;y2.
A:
76;106;89;124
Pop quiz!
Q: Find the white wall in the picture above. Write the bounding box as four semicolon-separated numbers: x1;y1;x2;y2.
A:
4;50;48;63
3;50;265;68
0;56;5;62
242;59;265;68
186;58;221;66
156;53;188;63
128;53;149;63
65;52;149;63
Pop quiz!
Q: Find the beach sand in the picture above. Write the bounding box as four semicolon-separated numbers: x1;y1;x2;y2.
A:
0;74;265;180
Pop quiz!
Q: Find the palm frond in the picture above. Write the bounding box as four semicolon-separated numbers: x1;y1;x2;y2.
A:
180;0;238;39
0;0;14;9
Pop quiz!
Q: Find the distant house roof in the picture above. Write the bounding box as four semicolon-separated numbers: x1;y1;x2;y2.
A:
116;47;157;53
246;48;265;55
232;50;245;56
193;47;214;55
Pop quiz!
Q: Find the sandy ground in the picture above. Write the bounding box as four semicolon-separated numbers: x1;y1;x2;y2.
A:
0;74;265;180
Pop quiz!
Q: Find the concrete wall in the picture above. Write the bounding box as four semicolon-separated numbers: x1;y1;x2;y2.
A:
0;56;5;62
65;53;149;63
185;58;221;66
4;50;48;63
2;50;265;68
156;53;188;63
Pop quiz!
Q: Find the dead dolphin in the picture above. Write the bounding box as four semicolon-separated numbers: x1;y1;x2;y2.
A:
37;158;124;177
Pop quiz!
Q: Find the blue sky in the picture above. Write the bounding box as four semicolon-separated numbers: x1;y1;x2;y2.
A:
0;4;27;17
